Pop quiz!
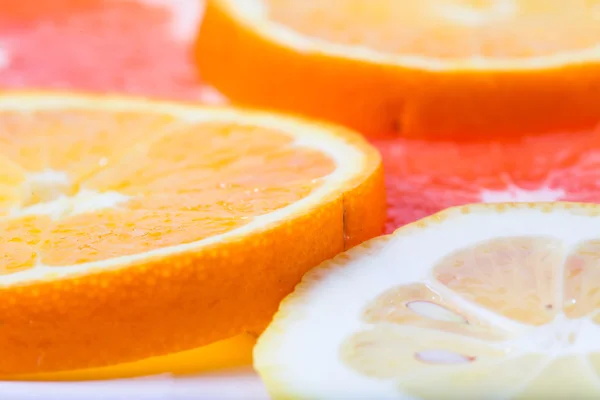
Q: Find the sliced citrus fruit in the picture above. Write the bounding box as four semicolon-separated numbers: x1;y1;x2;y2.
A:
0;0;205;100
255;202;600;399
11;1;600;389
0;92;384;376
195;0;600;139
6;0;600;231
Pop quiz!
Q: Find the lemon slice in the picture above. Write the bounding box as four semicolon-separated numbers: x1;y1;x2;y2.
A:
255;203;600;399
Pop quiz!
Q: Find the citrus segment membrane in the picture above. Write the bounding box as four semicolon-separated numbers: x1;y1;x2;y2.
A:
254;204;600;399
265;0;600;60
0;93;385;375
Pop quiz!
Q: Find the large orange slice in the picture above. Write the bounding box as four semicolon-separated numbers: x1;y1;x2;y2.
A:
0;92;384;376
195;0;600;139
255;202;600;399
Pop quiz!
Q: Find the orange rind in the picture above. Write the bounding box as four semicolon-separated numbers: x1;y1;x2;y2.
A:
196;0;600;139
0;92;385;375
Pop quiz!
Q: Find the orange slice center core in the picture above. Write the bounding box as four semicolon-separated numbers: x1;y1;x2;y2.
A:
24;170;73;206
17;170;128;219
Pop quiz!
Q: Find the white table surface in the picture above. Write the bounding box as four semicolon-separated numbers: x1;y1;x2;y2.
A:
0;369;269;400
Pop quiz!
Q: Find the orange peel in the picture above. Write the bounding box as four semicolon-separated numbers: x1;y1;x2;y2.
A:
0;92;385;375
196;0;600;139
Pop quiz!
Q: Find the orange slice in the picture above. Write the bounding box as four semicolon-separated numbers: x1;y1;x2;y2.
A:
255;203;600;399
16;334;256;381
0;92;385;376
195;0;600;139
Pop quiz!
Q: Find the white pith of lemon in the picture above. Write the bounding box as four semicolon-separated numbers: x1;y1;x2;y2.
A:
254;203;600;399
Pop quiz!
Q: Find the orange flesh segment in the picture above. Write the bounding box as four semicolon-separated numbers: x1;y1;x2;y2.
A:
0;110;336;269
266;0;600;58
433;236;563;325
0;217;48;275
0;111;174;180
40;210;249;265
85;124;329;195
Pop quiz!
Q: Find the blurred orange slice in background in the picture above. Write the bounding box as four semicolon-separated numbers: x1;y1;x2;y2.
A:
0;92;384;376
196;0;600;139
